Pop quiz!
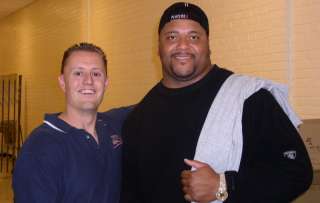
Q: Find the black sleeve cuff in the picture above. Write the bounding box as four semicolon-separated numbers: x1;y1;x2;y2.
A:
225;170;237;201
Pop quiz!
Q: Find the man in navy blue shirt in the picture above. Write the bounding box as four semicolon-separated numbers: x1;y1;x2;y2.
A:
13;42;130;203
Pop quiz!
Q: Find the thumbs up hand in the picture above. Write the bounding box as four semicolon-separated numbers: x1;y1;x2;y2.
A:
181;159;220;203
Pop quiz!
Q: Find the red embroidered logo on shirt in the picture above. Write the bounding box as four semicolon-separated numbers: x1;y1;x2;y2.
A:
110;134;123;148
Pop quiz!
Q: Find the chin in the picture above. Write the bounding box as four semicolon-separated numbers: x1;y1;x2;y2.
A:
172;70;196;80
78;103;100;112
171;65;195;75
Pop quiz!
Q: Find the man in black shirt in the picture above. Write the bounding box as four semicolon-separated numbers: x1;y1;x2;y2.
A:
120;2;313;203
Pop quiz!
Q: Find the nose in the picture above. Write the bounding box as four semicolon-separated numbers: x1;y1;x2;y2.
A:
176;37;188;49
83;72;93;85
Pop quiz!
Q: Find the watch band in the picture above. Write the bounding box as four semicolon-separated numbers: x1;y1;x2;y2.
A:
215;173;228;201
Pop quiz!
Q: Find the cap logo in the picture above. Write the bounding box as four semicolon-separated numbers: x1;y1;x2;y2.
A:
170;14;189;20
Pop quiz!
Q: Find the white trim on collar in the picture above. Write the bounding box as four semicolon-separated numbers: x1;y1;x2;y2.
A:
44;120;66;133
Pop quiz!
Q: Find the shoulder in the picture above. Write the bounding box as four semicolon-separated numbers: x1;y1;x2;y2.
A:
19;123;66;156
244;88;287;114
100;105;134;123
243;88;296;130
245;88;276;105
100;105;135;133
244;88;284;117
101;106;135;119
14;123;66;180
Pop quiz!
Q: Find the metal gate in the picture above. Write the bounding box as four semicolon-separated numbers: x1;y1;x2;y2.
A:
0;74;23;176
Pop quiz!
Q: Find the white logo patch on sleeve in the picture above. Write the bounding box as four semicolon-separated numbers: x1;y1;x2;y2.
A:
283;150;296;160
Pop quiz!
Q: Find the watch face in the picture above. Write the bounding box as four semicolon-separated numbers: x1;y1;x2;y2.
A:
216;190;228;201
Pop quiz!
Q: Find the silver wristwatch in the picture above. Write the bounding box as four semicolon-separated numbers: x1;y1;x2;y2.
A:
215;173;228;201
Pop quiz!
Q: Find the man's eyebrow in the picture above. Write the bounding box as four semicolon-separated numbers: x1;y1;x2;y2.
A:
163;30;178;35
163;30;201;35
70;66;84;70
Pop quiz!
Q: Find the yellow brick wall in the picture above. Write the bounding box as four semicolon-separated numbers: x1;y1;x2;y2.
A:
291;1;320;119
90;0;164;107
208;0;320;119
0;0;319;136
210;0;289;83
0;0;89;135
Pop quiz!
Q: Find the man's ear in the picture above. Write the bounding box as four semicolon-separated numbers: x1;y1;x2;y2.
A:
58;75;66;92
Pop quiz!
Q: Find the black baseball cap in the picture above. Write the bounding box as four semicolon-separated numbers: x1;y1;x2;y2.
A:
158;2;209;35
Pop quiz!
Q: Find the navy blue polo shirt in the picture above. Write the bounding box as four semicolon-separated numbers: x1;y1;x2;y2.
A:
13;109;130;203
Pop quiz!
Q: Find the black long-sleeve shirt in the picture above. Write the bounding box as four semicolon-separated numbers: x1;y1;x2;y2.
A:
120;65;313;203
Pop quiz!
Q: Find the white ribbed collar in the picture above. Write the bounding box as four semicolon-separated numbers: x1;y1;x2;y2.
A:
44;120;66;133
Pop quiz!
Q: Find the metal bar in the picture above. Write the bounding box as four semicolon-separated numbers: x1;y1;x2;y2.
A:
6;79;11;173
0;79;4;172
12;78;17;172
17;75;22;153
